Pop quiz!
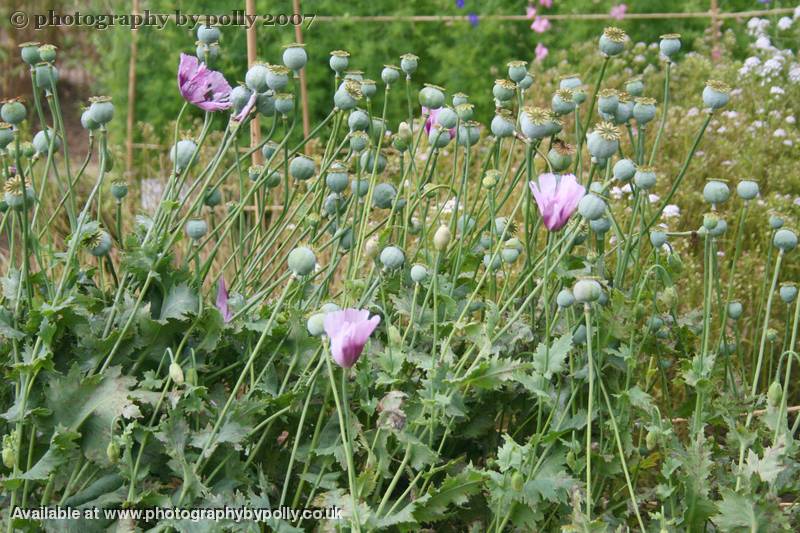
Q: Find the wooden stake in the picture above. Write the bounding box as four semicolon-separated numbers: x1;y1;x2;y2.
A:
126;0;140;176
246;0;262;165
292;0;311;151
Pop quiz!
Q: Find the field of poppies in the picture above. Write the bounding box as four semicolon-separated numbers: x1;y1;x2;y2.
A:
2;12;800;533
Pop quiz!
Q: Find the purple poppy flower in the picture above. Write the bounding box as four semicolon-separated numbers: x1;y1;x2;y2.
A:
323;308;381;368
178;53;232;112
216;277;233;323
233;92;257;122
468;12;479;27
455;0;465;8
423;107;456;138
529;173;586;231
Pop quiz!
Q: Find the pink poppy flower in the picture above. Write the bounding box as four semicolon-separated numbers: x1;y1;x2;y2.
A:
539;0;553;8
177;53;232;112
535;43;549;62
529;173;586;231
323;309;381;368
610;4;627;20
531;17;551;33
423;107;456;138
216;277;233;323
526;6;537;18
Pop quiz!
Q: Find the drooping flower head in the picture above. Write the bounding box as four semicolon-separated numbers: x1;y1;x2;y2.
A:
323;308;381;368
178;53;232;112
529;173;586;231
216;277;233;323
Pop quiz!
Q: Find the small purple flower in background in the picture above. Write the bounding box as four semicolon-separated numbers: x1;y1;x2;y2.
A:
529;173;586;231
610;4;627;21
531;17;551;33
455;0;465;8
323;309;381;368
468;12;479;27
526;5;537;19
178;53;232;112
535;42;549;62
216;277;233;323
539;0;553;7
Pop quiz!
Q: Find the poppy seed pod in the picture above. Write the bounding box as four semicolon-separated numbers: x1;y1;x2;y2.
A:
360;79;377;99
625;77;644;97
230;85;253;114
491;111;515;138
780;283;798;304
578;194;607;221
599;27;628;56
773;229;798;252
0;124;12;149
34;63;58;89
455;103;474;121
590;217;612;234
360;150;387;174
519;107;552;140
452;92;469;107
381;65;400;85
587;122;620;160
519;74;534;90
709;218;727;237
19;42;41;65
613;158;636;182
428;125;452;148
557;289;575;308
266;65;290;91
170;139;197;172
1;100;27;125
289;155;315;180
703;80;731;110
633;97;657;125
245;63;269;93
372;183;397;209
32;128;61;154
410;264;428;283
87;96;114;125
282;43;307;72
659;33;681;59
86;230;112;256
613;94;634;124
650;231;667;248
326;162;349;193
457;121;480;147
380;246;405;270
288;246;316;276
349;131;369;153
559;74;582;91
348;109;370;132
634;166;657;190
334;80;362;111
703;180;730;205
110;180;128;201
38;44;57;63
307;313;326;336
169;362;184;385
597;89;619;115
573;279;602;303
400;53;418;76
551;89;576;116
254;92;275;116
274;93;294;115
419;84;446;109
433;225;451;251
204;187;222;207
507;60;528;83
501;246;520;263
3;176;35;210
736;180;759;200
548;140;575;172
185;218;208;241
329;50;350;74
492;79;516;102
727;301;743;320
197;24;221;44
369;117;387;142
437;107;458;129
769;215;784;230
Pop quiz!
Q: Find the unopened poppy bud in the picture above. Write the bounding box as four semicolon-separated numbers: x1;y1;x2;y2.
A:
169;362;184;385
767;381;782;406
433;225;451;251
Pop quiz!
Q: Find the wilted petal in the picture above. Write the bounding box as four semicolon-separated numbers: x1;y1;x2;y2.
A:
216;277;233;323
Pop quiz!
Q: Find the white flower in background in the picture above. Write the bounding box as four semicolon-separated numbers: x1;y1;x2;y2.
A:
789;64;800;83
795;5;800;18
634;54;646;64
763;57;784;76
621;183;632;194
717;126;728;133
648;194;660;203
754;36;773;50
777;17;793;30
731;88;743;97
441;197;456;214
774;128;787;138
752;120;765;128
747;17;770;36
722;111;739;119
141;178;164;212
784;139;794;146
610;186;623;199
794;197;800;206
687;107;700;117
662;204;680;219
722;160;733;166
786;116;796;125
771;86;785;95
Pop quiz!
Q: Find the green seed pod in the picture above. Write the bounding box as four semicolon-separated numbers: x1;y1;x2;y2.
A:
727;301;743;320
329;50;350;75
326;162;349;193
625;77;644;97
185;219;208;241
573;279;602;303
87;96;114;125
400;53;419;76
645;430;658;451
381;64;401;85
419;84;446;109
500;247;520;263
703;180;730;205
780;283;798;304
170;139;197;172
511;471;524;491
410;264;428;283
1;99;26;125
773;229;797;252
557;289;575;308
767;381;783;406
288;246;317;276
360;150;387;174
380;246;405;270
106;439;120;465
307;313;326;336
547;140;574;171
659;33;681;59
110;180;128;201
599;27;628;56
169;362;185;385
88;230;113;257
634;166;657;190
19;41;41;65
32;128;61;154
769;215;784;230
736;180;759;200
204;187;222;207
483;253;501;271
289;155;316;180
282;43;308;72
578;194;606;221
766;328;778;342
507;60;528;83
372;183;397;209
702;80;731;110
